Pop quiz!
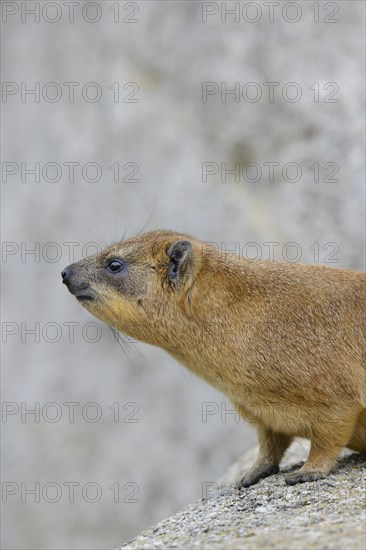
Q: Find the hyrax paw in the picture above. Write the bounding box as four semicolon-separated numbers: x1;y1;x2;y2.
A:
285;471;325;485
235;475;258;490
236;465;279;490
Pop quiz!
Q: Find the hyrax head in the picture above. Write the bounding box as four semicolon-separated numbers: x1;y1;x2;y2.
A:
61;230;201;346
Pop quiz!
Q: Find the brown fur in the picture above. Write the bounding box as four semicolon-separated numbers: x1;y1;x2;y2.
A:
62;230;366;486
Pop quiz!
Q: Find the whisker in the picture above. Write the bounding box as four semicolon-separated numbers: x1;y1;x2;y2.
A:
108;326;135;368
90;230;108;250
108;326;147;366
122;207;135;242
136;197;158;237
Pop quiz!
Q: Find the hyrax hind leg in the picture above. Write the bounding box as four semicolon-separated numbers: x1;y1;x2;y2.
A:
236;423;292;489
347;409;366;453
285;408;363;485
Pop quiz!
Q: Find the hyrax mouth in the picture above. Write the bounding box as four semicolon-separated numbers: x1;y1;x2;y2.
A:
76;294;95;302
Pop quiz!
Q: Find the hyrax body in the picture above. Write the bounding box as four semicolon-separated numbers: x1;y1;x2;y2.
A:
62;230;366;486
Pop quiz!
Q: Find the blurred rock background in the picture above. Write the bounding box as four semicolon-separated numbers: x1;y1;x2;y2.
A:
1;1;364;548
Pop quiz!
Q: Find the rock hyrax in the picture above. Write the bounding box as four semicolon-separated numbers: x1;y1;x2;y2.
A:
62;230;366;486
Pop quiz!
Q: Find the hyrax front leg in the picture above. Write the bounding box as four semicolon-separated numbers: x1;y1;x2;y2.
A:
236;424;292;489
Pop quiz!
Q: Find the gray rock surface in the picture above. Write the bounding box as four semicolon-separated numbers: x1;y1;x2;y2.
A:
121;441;366;549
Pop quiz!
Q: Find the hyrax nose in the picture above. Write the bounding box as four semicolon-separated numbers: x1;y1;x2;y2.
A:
61;264;73;285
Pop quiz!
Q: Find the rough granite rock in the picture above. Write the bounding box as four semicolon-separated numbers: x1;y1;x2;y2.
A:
120;440;366;550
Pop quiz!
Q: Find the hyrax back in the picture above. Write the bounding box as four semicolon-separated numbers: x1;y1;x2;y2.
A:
62;230;366;486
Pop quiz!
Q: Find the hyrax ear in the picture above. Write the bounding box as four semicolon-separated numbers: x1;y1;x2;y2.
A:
167;240;192;283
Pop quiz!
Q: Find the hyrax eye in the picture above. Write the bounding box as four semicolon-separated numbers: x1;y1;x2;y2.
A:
106;259;125;273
